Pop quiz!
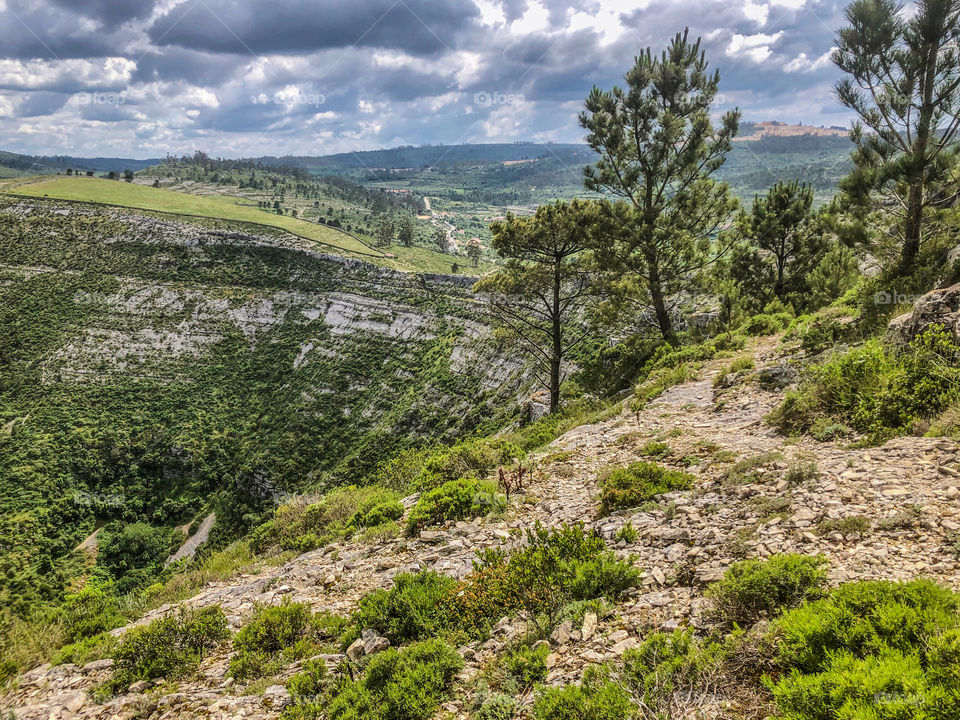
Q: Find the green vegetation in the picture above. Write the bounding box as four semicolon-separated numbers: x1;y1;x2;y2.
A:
284;638;463;720
405;477;504;535
533;665;636;720
446;524;639;636
772;327;960;442
597;462;695;515
345;572;456;647
229;600;341;682
107;606;229;692
10;176;377;256
705;554;828;626
769;579;960;718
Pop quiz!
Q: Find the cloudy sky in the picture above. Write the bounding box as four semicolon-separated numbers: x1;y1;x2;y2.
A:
0;0;853;159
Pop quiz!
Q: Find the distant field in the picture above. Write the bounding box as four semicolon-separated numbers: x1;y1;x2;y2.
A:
7;175;382;258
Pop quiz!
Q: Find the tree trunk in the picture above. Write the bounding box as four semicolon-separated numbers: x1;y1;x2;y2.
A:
550;262;562;414
901;182;923;275
649;276;676;345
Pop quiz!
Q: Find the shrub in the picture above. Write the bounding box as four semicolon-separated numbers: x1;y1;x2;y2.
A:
345;571;455;646
818;515;871;536
721;451;783;485
406;477;503;534
706;554;828;626
534;665;637;720
446;524;638;636
251;486;402;554
639;441;671;459
229;600;339;681
769;580;960;719
109;606;229;691
741;312;790;336
502;642;550;690
286;657;329;705
316;638;463;720
619;629;726;714
61;585;125;643
598;462;694;515
772;327;960;442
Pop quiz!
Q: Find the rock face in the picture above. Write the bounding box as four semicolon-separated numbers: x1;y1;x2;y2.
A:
887;282;960;344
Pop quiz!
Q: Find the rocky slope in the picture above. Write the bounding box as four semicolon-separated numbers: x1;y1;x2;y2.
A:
6;333;959;719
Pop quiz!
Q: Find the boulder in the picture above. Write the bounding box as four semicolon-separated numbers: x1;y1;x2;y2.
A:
887;282;960;345
758;364;799;390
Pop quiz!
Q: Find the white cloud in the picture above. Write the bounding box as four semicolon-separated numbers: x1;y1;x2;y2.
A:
0;57;136;91
784;47;834;73
509;0;550;35
727;31;784;64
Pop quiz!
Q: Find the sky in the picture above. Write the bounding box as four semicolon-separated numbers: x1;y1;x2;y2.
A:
0;0;855;159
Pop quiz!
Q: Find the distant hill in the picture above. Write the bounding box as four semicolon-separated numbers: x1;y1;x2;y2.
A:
0;128;855;203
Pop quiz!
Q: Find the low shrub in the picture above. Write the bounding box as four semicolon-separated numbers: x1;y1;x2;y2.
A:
96;522;179;594
817;515;871;536
598;462;694;515
772;327;960;442
250;486;402;555
721;451;783;485
619;629;727;714
229;600;344;681
446;524;639;636
533;665;637;720
769;579;960;719
741;312;791;337
406;477;503;534
706;554;828;626
345;571;455;646
639;441;671;459
287;638;463;720
109;605;229;691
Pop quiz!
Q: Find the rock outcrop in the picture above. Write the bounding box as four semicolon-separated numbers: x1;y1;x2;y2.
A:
887;282;960;344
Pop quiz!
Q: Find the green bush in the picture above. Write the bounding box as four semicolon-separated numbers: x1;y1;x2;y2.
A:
250;486;402;555
705;554;828;626
345;571;455;646
406;477;503;534
769;580;960;719
598;462;694;515
741;312;791;336
109;605;229;691
61;585;125;643
287;638;463;720
534;665;637;720
501;642;550;689
446;524;639;635
229;600;339;681
772;327;960;441
619;629;727;714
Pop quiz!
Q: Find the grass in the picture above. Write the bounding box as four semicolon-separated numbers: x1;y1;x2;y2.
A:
6;176;476;274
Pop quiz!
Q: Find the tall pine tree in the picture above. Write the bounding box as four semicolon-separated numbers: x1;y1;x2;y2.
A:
834;0;960;275
580;29;739;343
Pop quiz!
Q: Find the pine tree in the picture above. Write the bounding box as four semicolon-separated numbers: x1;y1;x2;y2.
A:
580;29;740;343
727;181;826;312
474;201;599;413
834;0;960;275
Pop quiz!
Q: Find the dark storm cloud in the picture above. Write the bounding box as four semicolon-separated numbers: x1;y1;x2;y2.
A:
49;0;158;29
148;0;483;56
